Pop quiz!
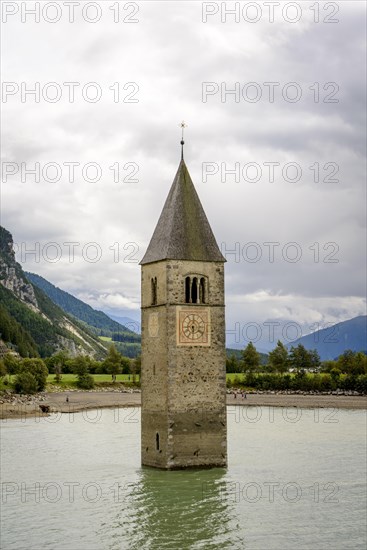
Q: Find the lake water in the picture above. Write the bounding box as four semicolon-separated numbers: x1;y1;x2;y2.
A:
1;406;366;550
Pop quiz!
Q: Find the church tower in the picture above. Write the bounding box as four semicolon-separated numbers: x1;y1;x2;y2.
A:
140;138;227;469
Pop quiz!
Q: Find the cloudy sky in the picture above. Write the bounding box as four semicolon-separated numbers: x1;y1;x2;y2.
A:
1;1;366;350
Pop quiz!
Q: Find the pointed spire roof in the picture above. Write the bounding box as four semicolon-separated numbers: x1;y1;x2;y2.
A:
140;159;226;265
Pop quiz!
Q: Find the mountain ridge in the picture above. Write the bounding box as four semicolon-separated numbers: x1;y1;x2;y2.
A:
288;315;367;360
0;226;108;358
25;272;135;335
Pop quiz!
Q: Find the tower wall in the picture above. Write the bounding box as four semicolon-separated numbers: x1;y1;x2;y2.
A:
141;261;169;468
141;259;227;469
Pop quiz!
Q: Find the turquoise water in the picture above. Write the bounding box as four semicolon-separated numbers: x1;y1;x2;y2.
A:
1;406;366;549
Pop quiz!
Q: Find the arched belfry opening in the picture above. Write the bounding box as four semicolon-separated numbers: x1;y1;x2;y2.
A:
185;276;191;303
199;277;206;304
191;277;198;304
185;275;207;304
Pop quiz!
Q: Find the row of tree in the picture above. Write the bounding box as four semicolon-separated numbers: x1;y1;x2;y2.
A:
0;345;141;393
44;347;141;377
228;371;367;394
2;341;366;394
227;341;367;376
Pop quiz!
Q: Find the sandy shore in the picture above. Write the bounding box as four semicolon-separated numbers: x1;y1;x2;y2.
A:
1;391;366;419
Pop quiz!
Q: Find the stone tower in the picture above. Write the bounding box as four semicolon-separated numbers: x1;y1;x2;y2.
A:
140;150;227;469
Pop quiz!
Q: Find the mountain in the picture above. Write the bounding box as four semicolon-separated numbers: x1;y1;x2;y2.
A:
25;272;135;335
0;226;108;359
108;314;141;334
25;271;141;358
288;316;367;360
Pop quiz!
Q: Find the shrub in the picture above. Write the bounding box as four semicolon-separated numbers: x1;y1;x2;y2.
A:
0;360;7;378
310;374;321;392
232;375;243;388
72;356;95;389
244;372;256;388
319;374;333;392
76;373;95;390
14;371;38;394
356;374;367;394
18;358;48;391
279;374;291;390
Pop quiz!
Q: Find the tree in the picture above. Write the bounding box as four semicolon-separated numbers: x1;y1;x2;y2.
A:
47;350;69;383
73;356;94;389
0;359;7;379
268;340;289;373
309;349;321;371
121;357;131;375
352;352;367;375
18;358;48;391
336;350;367;375
289;344;312;372
103;344;122;382
134;355;141;375
14;371;38;394
131;356;141;384
242;342;260;373
321;360;337;373
337;349;355;373
4;353;20;376
46;350;69;375
226;354;240;373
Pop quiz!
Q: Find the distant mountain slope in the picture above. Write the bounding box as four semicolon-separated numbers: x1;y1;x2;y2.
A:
108;314;141;334
0;226;107;358
26;272;134;335
288;316;367;360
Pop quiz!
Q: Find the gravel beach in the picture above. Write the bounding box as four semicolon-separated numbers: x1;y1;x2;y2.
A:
1;390;366;419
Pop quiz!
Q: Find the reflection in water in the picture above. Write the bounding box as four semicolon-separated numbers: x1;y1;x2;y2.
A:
106;468;243;550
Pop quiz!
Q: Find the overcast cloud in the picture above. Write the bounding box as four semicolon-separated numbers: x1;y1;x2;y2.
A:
1;1;366;350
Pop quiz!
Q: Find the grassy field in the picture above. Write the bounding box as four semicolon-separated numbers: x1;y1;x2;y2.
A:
2;372;343;393
226;373;245;383
46;374;140;388
2;373;237;391
50;373;245;388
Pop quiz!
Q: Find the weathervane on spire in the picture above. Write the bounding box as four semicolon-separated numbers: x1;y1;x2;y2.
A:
179;120;187;160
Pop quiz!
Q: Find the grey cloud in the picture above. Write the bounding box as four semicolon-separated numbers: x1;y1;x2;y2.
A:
1;1;365;340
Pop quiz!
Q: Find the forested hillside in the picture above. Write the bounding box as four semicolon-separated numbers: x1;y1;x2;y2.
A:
0;226;108;358
26;272;135;335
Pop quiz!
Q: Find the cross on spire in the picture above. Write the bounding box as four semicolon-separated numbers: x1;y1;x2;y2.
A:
180;121;187;160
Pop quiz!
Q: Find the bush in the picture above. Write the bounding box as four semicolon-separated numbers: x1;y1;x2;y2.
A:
232;375;243;388
356;375;367;394
76;373;95;390
280;374;292;390
341;374;356;391
309;374;321;392
18;358;48;391
14;371;38;394
319;374;333;392
0;360;7;378
72;356;95;389
244;372;257;388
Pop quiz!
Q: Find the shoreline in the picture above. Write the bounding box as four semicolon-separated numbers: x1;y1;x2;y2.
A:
1;390;366;419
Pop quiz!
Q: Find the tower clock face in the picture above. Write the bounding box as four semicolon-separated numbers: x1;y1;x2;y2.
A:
177;308;210;346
